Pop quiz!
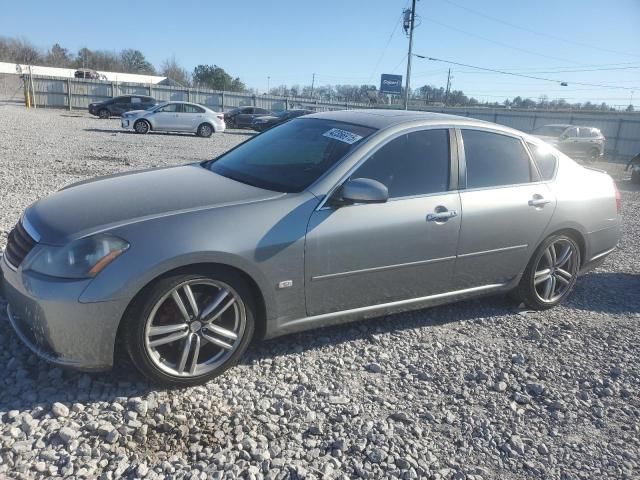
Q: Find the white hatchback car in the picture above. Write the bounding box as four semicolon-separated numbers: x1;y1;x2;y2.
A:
121;101;226;137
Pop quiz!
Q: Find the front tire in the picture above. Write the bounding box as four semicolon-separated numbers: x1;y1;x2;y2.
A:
513;234;581;310
123;270;256;386
197;123;214;138
134;119;150;134
98;109;110;119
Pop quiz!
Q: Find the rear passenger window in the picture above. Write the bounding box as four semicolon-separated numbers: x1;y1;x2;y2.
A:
462;130;531;188
527;143;557;180
184;104;204;113
352;129;450;198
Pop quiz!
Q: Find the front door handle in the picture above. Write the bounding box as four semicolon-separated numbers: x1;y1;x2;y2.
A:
528;195;551;207
427;209;458;222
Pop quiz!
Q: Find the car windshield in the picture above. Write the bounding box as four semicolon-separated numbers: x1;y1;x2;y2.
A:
534;126;568;137
208;118;376;193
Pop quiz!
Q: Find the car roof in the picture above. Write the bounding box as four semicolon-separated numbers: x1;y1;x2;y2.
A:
304;109;516;132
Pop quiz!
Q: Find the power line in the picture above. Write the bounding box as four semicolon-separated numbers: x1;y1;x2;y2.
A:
367;11;404;84
421;17;584;65
414;54;638;90
456;65;640;75
442;0;640;59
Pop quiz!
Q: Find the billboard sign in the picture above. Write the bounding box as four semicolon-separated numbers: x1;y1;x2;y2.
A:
380;74;403;95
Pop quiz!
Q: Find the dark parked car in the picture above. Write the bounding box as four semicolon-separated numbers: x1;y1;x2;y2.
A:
75;68;101;80
627;152;640;184
532;124;605;162
224;106;273;128
251;109;313;132
89;95;158;119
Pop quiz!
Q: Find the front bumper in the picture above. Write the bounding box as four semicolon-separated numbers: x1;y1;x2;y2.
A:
1;252;127;371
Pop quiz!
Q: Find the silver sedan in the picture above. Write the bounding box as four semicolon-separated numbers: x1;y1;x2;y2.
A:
121;101;226;137
1;110;620;386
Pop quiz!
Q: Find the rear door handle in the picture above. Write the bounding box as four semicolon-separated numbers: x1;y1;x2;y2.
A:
427;210;458;222
528;196;551;207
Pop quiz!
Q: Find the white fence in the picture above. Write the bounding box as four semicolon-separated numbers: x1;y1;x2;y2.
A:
18;74;640;159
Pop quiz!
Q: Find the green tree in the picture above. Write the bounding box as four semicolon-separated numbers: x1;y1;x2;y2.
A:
120;49;155;74
192;64;245;92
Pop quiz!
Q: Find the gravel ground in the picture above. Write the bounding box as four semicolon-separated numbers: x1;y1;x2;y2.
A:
0;105;639;480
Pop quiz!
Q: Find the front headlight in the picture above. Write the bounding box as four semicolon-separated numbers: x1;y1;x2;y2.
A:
28;234;129;279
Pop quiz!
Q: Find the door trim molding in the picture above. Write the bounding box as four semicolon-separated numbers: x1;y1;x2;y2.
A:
283;282;507;329
311;255;456;281
458;244;528;259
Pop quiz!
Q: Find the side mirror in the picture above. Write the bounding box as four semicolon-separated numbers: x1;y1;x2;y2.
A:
335;178;388;206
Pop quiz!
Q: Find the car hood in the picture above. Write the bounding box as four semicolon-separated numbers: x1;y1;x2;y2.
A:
253;115;278;122
123;109;148;116
25;164;283;245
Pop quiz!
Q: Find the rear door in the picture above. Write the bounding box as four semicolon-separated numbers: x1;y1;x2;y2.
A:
235;107;254;127
179;104;206;131
305;128;461;315
112;96;131;115
559;126;580;157
454;128;555;288
152;103;182;130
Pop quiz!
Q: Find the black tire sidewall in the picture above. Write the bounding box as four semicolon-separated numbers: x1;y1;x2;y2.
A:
99;109;110;119
198;123;213;138
516;234;581;310
123;270;256;387
134;120;149;134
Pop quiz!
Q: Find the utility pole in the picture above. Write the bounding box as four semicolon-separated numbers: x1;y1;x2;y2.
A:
444;68;451;106
310;73;315;98
404;0;416;110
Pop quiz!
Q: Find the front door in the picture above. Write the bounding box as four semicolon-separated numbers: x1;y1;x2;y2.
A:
454;128;556;288
305;128;461;316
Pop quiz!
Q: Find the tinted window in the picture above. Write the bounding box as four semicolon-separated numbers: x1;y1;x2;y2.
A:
527;143;557;181
463;130;531;188
157;103;181;112
115;97;130;104
565;127;578;138
533;125;567;137
210;118;375;193
579;128;599;138
184;104;204;113
255;108;269;114
242;107;254;114
352;129;450;198
131;97;142;104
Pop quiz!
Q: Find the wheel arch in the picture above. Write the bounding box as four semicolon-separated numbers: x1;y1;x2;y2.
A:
115;261;269;357
540;227;586;266
134;118;152;131
198;121;215;134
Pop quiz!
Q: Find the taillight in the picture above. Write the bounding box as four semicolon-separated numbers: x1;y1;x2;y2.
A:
217;114;224;120
614;181;621;214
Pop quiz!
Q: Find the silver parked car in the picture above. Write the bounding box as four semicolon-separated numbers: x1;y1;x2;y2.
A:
1;110;621;386
121;101;226;137
533;124;605;161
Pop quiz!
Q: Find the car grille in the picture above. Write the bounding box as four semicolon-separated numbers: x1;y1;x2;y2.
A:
4;221;37;269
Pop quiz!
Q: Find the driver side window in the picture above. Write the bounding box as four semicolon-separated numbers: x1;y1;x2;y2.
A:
158;103;181;113
351;129;450;198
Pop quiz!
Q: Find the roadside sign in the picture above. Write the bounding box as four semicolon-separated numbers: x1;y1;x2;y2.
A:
380;74;403;95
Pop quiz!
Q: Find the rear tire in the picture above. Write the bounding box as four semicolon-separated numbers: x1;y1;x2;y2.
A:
98;109;110;119
134;120;150;134
123;269;256;387
512;234;581;310
588;148;600;162
197;123;214;138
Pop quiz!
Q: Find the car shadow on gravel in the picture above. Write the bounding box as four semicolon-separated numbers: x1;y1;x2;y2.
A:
617;179;640;193
0;293;517;411
1;271;636;411
83;128;198;137
568;272;640;314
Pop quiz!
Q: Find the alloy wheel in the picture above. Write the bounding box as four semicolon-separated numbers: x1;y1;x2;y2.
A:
144;279;246;377
533;238;579;303
199;124;213;137
135;121;149;134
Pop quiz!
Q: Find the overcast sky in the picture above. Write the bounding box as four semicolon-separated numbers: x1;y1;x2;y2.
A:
1;0;638;106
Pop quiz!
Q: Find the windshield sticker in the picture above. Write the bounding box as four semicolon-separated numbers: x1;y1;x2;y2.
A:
323;128;363;145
